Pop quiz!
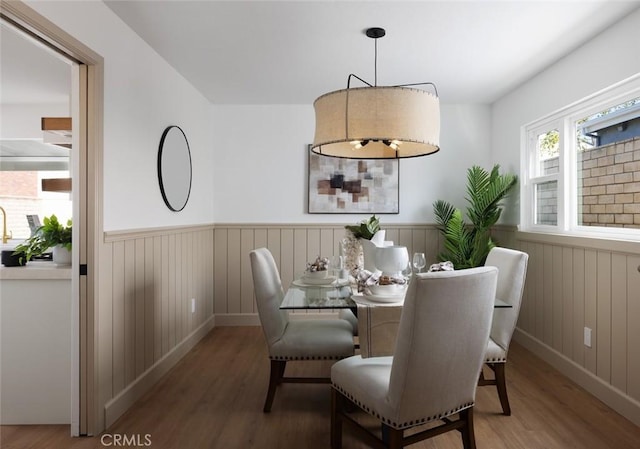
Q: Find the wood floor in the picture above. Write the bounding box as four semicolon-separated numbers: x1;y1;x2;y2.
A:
2;326;640;449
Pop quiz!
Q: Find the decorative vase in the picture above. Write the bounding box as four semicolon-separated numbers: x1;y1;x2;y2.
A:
341;231;361;276
374;245;409;278
360;230;386;273
53;245;71;265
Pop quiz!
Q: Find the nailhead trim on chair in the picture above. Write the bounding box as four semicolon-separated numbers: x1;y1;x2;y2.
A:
485;357;507;362
270;355;349;361
332;383;474;430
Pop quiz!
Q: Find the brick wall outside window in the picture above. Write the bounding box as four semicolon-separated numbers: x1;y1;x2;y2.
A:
0;172;70;239
0;172;38;197
578;136;640;228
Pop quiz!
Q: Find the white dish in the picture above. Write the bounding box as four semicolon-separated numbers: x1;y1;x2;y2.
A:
303;269;329;279
293;276;340;286
367;283;407;296
352;293;405;305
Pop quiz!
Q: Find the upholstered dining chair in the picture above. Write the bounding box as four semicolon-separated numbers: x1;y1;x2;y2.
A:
338;309;358;336
331;266;498;449
479;247;529;415
249;248;355;412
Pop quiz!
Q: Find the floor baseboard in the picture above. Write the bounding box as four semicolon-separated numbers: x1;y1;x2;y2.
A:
513;328;640;427
104;315;215;428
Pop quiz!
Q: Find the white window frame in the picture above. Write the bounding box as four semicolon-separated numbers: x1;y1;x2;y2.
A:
521;73;640;239
522;120;565;231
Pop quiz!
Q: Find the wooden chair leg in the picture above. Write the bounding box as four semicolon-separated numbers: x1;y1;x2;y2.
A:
277;359;287;378
331;388;343;449
494;363;511;416
383;425;403;449
263;360;286;413
460;407;476;449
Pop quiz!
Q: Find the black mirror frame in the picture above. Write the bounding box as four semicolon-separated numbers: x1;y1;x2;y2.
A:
157;125;193;212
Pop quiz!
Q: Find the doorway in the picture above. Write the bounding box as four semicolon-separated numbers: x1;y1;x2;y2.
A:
0;1;103;436
0;15;76;433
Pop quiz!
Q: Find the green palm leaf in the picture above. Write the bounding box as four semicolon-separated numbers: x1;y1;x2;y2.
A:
438;209;475;268
433;199;456;229
433;164;517;268
466;166;491;207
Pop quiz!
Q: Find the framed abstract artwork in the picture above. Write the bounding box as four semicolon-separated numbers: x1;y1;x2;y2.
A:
307;146;399;214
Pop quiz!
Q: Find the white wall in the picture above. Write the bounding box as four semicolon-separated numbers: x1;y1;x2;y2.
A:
24;2;496;229
492;7;640;224
212;103;492;224
26;1;215;231
0;104;69;138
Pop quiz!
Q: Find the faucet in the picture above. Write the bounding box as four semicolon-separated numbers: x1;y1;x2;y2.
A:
0;206;12;244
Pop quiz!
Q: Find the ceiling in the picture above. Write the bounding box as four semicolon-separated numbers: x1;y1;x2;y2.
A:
0;21;72;166
0;20;71;105
104;0;640;105
1;1;639;107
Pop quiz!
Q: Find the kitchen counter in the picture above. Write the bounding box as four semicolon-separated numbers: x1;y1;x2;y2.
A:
0;261;72;424
0;260;72;280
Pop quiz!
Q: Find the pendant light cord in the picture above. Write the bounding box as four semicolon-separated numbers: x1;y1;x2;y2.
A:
374;37;378;87
345;27;438;96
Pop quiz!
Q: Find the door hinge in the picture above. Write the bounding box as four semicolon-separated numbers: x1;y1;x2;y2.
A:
79;264;88;276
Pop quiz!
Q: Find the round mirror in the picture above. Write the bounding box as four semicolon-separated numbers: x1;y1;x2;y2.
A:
158;125;192;211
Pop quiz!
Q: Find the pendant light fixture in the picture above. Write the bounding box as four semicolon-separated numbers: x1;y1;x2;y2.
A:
311;27;440;159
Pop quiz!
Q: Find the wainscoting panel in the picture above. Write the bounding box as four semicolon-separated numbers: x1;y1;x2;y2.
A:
211;224;443;320
101;226;215;427
629;255;640;402
98;223;640;428
493;229;640;425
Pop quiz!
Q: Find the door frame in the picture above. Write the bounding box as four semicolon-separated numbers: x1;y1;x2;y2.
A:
0;0;103;435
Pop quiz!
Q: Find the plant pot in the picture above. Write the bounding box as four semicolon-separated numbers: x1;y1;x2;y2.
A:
52;245;71;265
360;230;386;273
369;230;386;247
1;250;25;267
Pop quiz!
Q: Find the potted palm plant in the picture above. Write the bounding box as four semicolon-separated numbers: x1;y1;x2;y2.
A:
433;165;517;269
13;214;72;265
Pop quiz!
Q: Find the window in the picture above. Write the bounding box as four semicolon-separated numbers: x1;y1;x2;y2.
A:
528;126;561;226
522;75;640;237
0;168;72;238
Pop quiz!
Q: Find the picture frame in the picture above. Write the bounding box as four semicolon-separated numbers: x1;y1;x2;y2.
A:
307;146;399;214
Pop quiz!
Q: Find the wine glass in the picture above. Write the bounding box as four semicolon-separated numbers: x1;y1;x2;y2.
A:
401;262;413;280
412;252;426;274
329;255;344;279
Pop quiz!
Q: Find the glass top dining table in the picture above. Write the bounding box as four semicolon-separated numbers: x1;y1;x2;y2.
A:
280;278;511;309
280;279;356;309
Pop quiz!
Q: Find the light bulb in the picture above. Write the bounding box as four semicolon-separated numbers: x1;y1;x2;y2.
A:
351;140;370;150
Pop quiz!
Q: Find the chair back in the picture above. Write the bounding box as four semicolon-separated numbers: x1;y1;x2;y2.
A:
484;247;529;351
250;248;289;349
387;267;498;424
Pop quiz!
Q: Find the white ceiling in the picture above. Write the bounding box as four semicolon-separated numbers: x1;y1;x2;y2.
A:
2;1;639;107
0;22;72;164
0;20;71;105
104;0;640;105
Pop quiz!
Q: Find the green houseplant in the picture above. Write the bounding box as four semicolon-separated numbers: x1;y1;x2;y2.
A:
345;215;381;240
13;214;72;264
433;165;517;269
